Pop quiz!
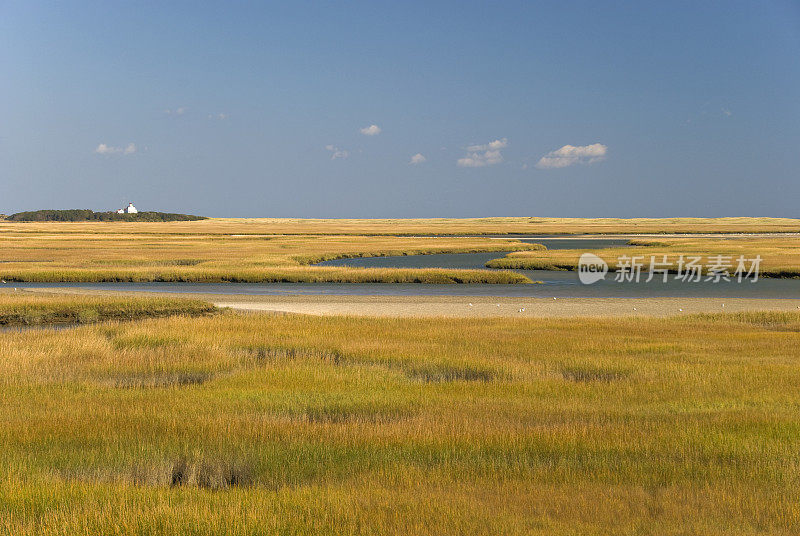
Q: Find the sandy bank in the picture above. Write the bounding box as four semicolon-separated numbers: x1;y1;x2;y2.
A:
13;288;800;318
212;296;800;318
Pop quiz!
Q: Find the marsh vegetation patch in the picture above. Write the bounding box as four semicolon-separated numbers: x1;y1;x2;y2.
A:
111;334;189;350
126;456;256;489
300;403;411;424
560;365;630;383
109;370;214;389
404;363;497;383
233;344;346;365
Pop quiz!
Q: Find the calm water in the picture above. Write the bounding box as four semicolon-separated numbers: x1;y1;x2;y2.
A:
8;236;800;298
11;276;800;298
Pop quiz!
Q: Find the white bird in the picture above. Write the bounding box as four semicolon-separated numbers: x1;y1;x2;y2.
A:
679;308;683;312
633;307;637;311
1;279;5;284
553;297;557;300
722;303;725;308
468;303;473;307
496;304;501;307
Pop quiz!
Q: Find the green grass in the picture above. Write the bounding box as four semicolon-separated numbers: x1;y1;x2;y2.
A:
2;306;800;534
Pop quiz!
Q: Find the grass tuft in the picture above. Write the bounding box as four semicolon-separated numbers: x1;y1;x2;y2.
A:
0;292;216;326
560;365;630;383
111;371;213;389
404;363;496;382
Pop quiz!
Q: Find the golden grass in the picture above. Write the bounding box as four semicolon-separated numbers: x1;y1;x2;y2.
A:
2;218;799;283
489;236;800;277
3;216;800;235
2;306;800;534
0;229;538;283
0;291;215;326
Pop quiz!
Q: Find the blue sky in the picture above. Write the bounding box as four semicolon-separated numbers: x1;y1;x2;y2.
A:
2;1;799;218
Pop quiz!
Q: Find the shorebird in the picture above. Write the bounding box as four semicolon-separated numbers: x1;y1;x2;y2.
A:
468;303;473;307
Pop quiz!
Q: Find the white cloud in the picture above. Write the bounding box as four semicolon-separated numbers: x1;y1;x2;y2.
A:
165;107;186;115
208;113;228;120
466;138;507;152
325;145;349;160
360;124;381;136
536;143;607;169
94;144;115;154
95;143;136;155
457;138;507;167
409;153;427;165
722;108;732;117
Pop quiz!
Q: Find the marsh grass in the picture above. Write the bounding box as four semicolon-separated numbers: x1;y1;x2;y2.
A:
3;216;800;235
560;365;630;383
0;228;539;284
3;306;800;533
0;292;215;326
488;236;800;278
110;370;213;389
404;363;497;382
165;456;255;489
232;344;346;365
4;218;800;285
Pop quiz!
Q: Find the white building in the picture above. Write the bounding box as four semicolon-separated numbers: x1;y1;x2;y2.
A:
116;203;138;214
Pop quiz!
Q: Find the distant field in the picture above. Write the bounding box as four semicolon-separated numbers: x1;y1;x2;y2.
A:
2;305;800;534
0;226;539;284
1;217;799;283
3;216;800;235
489;236;800;278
